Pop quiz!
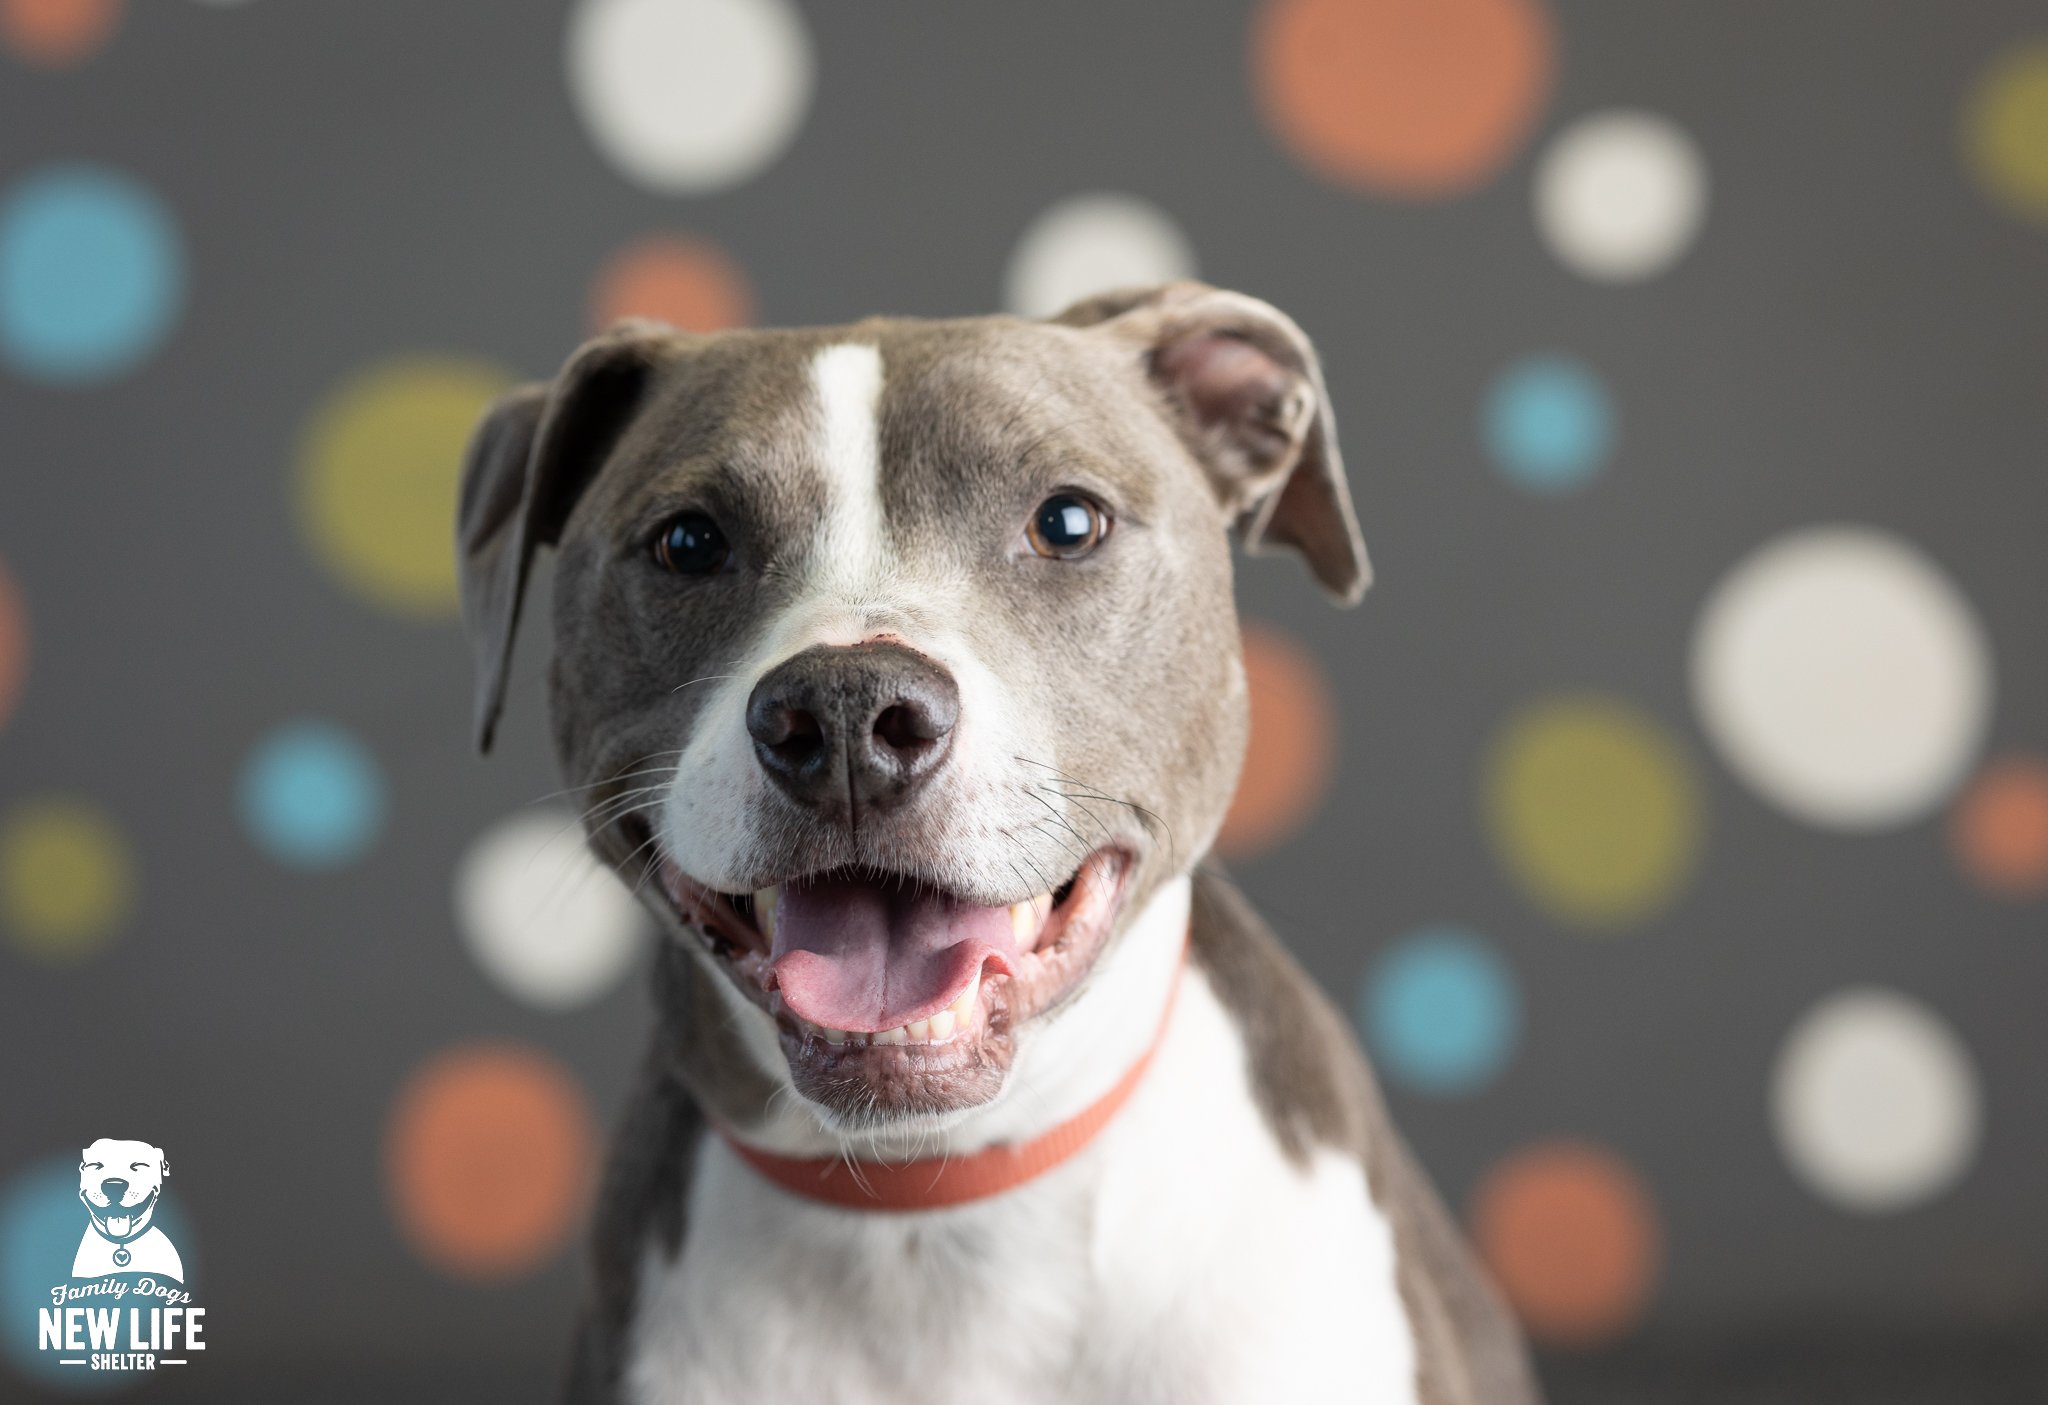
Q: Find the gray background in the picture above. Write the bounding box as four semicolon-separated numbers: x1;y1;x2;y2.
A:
2;1;2046;1400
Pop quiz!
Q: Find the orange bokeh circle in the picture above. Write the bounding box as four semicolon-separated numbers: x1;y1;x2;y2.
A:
589;235;754;336
0;557;24;734
1;0;121;67
1951;756;2048;898
1217;624;1338;858
1472;1140;1661;1345
1251;0;1556;198
385;1044;596;1280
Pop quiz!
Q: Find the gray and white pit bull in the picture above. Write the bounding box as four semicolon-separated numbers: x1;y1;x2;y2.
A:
457;281;1540;1405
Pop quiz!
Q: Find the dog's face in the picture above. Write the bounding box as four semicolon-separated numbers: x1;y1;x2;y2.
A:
459;283;1365;1132
78;1139;165;1242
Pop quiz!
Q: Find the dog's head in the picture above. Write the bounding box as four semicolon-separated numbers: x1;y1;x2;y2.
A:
78;1138;166;1243
458;282;1364;1135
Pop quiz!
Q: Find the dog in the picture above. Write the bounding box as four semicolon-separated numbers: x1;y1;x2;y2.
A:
73;1138;183;1281
457;281;1540;1404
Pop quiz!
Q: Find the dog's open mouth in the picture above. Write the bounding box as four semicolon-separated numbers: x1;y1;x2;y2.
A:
655;846;1133;1117
84;1192;156;1242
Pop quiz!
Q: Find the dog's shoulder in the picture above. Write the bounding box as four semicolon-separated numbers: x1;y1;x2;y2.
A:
566;1043;702;1405
1187;863;1375;1164
566;942;726;1404
1188;864;1544;1405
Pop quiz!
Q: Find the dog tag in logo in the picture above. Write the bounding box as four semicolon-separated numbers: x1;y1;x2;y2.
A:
112;1246;131;1267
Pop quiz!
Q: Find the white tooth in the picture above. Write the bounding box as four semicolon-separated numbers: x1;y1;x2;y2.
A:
872;1026;908;1046
823;1027;852;1045
1011;894;1055;946
949;976;979;1020
754;887;779;939
906;1018;931;1042
927;1009;956;1041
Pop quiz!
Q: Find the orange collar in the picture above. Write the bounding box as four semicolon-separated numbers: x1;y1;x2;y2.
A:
721;942;1186;1212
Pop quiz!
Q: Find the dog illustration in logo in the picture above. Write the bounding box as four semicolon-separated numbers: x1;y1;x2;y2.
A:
72;1138;183;1281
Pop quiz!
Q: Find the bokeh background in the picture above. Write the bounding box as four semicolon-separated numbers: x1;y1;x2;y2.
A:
3;0;2047;1400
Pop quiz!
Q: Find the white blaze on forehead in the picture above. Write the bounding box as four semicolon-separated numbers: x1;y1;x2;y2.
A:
657;336;1041;897
658;340;893;890
807;341;887;592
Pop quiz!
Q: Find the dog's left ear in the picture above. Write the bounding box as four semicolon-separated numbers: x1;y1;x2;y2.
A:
1055;281;1370;604
458;319;684;753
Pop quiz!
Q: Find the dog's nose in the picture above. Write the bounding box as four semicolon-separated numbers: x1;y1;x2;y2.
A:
99;1178;128;1201
746;642;960;818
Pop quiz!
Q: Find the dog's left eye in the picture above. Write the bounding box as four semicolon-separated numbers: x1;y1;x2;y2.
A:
654;512;730;575
1027;494;1107;559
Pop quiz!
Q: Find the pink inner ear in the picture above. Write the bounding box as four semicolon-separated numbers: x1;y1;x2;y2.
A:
1155;331;1292;432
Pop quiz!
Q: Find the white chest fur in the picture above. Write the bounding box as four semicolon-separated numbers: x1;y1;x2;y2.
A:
621;936;1420;1405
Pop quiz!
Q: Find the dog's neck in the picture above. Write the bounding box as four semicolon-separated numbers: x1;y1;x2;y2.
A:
703;874;1193;1162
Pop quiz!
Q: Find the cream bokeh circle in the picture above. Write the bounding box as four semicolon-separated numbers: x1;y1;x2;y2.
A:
1534;110;1707;283
1003;193;1198;319
566;0;814;194
454;808;647;1011
1772;987;1980;1213
1691;525;1992;830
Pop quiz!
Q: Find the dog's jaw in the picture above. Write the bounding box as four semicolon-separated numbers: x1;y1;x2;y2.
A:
679;867;1193;1164
653;844;1137;1131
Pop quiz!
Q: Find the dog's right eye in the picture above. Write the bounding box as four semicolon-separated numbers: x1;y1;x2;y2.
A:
1027;493;1108;560
654;512;731;575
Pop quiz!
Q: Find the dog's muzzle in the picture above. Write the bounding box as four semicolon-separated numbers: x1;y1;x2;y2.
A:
82;1181;159;1243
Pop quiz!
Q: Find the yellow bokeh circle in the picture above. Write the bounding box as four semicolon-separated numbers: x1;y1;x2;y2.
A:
1;797;133;960
1486;694;1703;931
1963;39;2048;224
299;358;517;618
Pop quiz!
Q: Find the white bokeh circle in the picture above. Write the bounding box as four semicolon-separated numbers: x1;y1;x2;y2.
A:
454;808;647;1010
1003;193;1197;319
566;0;814;194
1691;524;1992;830
1771;987;1981;1213
1534;110;1708;283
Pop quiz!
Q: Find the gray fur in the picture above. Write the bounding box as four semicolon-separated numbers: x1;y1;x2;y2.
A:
456;282;1538;1403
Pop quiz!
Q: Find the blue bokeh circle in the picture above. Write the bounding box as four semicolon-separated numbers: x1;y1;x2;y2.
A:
1361;926;1520;1096
1482;353;1615;494
238;720;386;869
0;165;184;384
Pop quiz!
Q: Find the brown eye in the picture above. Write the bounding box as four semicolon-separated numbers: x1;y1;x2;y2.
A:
1027;494;1106;559
654;512;730;574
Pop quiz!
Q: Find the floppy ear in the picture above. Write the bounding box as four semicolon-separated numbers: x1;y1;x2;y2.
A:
1053;281;1370;604
457;319;679;753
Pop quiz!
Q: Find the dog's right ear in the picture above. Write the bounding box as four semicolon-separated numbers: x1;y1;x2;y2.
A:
457;319;680;754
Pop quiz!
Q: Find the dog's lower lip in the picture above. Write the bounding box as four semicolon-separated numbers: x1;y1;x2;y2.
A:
655;848;1132;1030
648;845;1134;1121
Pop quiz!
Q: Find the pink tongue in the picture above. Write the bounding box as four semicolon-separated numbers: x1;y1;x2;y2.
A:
770;876;1020;1033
